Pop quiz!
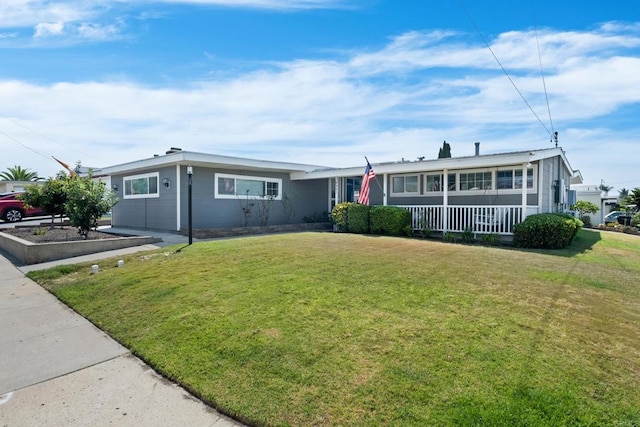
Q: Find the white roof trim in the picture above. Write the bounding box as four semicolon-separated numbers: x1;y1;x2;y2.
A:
97;151;327;176
291;147;571;180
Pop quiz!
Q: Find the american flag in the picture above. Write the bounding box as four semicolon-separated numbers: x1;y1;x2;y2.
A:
357;161;376;205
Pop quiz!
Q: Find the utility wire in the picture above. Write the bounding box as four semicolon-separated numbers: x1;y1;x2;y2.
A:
1;117;99;162
0;129;52;161
456;0;553;138
534;24;555;136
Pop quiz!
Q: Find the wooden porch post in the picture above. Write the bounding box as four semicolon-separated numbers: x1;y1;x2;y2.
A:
443;168;449;232
383;174;388;206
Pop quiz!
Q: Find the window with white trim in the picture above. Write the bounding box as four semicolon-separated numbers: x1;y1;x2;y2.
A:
391;175;419;195
123;172;159;199
459;171;492;191
215;173;282;200
497;168;534;190
515;168;534;189
426;173;457;192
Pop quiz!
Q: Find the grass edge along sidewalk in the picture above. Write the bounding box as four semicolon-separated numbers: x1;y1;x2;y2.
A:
28;230;640;426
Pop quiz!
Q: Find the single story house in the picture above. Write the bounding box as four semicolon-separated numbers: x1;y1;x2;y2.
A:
97;145;580;236
0;181;43;193
571;184;619;225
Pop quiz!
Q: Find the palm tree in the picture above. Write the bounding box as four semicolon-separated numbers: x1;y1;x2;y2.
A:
628;188;640;212
0;165;44;181
618;188;629;199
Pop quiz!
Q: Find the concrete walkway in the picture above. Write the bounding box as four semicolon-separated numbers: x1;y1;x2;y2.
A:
0;229;244;427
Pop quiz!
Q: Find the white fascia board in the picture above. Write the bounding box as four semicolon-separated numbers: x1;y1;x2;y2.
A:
292;149;559;180
97;151;327;176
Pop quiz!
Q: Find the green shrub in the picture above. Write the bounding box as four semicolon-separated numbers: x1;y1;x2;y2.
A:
370;206;412;237
346;204;370;234
632;213;640;227
513;213;582;249
461;227;475;243
579;215;592;227
481;233;500;246
443;231;457;243
331;202;353;232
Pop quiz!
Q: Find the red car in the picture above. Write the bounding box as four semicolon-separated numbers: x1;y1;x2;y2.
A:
0;192;46;222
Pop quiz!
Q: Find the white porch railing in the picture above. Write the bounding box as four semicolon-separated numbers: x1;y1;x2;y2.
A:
398;205;538;235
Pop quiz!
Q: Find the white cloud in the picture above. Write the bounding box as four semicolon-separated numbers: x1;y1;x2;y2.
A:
33;21;65;38
140;0;348;9
2;22;640;190
0;0;96;28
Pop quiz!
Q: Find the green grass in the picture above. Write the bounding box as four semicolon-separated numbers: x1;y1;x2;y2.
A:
29;230;640;426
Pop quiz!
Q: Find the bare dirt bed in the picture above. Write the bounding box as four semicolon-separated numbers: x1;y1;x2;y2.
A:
3;226;120;243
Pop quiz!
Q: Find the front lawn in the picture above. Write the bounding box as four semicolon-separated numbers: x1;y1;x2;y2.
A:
29;230;640;426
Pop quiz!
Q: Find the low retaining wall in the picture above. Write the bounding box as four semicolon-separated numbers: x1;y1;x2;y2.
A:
185;222;332;239
0;232;162;265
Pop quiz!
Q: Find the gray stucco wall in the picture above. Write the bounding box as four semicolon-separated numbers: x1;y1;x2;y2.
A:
111;166;178;231
180;167;329;230
112;165;330;231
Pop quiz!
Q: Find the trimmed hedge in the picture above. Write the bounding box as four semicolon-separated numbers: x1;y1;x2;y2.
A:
370;206;412;236
347;204;370;234
330;202;353;232
332;203;411;236
513;213;583;249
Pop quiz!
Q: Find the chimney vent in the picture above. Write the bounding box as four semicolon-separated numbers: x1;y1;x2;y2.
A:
474;142;480;156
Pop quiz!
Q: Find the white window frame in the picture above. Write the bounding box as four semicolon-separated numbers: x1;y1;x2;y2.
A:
123;172;160;199
496;166;536;192
214;173;283;200
390;174;420;196
425;173;457;193
459;169;493;192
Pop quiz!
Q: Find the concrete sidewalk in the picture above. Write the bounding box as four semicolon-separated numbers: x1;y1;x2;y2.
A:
0;235;244;426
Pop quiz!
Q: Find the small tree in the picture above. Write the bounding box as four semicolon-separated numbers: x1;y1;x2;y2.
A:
626;188;640;212
438;141;451;159
256;195;274;227
571;200;599;227
238;190;254;227
282;194;297;223
65;175;118;239
571;200;599;218
19;174;68;228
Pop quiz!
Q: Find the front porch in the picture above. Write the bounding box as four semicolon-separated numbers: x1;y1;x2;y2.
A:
399;205;539;235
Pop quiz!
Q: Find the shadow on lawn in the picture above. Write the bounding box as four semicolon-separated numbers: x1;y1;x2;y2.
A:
511;229;602;258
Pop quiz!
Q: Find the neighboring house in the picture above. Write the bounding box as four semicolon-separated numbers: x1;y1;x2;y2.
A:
97;145;579;236
0;181;42;193
571;184;617;225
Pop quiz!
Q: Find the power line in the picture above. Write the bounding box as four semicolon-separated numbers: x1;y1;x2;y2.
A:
1;117;100;162
0;129;52;161
456;0;554;138
534;24;555;136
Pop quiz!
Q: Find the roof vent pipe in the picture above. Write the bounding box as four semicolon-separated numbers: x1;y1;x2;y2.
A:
475;142;480;156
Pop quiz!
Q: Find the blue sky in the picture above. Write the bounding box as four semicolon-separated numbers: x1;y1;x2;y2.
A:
1;0;639;191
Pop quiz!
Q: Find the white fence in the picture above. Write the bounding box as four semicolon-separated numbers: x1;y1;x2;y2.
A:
398;205;535;235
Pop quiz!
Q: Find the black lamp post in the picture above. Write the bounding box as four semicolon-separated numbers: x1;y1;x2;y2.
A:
187;165;193;245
